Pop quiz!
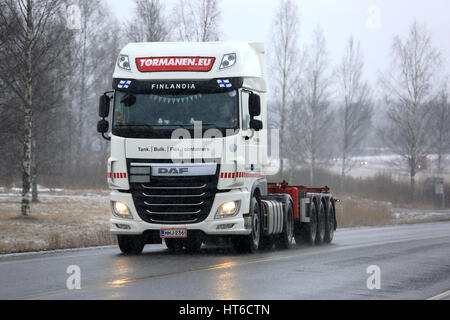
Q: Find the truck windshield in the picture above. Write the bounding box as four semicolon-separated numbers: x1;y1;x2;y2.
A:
112;90;239;139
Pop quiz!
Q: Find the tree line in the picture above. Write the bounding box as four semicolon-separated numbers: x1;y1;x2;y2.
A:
0;0;223;216
270;0;449;201
0;0;448;217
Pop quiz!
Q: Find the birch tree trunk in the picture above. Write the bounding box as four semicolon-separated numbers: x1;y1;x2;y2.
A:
21;0;33;217
310;95;317;186
31;136;38;202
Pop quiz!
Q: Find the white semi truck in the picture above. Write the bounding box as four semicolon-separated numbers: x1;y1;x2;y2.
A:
97;42;336;254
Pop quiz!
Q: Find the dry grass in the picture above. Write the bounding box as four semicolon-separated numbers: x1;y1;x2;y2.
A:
0;195;115;254
334;194;450;228
334;195;393;228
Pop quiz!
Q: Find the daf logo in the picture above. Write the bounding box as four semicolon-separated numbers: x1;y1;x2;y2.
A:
158;168;189;175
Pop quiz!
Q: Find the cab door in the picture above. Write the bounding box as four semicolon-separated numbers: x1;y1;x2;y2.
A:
240;90;262;178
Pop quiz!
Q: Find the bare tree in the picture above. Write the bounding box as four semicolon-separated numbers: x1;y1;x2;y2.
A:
0;0;62;216
298;25;333;185
74;0;97;175
380;21;443;198
126;0;170;42
335;37;373;179
68;0;122;182
173;0;221;42
270;0;301;180
430;90;450;174
0;0;128;194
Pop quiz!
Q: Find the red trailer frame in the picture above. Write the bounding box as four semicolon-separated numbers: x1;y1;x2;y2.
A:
268;182;331;220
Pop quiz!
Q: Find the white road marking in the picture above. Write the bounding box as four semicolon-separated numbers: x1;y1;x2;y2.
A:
427;290;450;300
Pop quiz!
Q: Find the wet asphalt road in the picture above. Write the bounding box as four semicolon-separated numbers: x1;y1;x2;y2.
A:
1;222;449;300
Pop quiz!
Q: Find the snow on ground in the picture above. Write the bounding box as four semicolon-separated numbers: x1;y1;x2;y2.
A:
0;193;108;200
278;153;450;180
0;185;109;200
391;208;450;221
0;192;114;254
0;185;64;193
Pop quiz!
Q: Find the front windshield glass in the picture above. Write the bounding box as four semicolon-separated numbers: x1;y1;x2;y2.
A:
112;90;239;138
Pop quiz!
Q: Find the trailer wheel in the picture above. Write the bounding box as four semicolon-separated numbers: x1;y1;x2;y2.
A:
295;199;317;246
165;239;184;252
274;202;294;249
117;235;145;255
324;200;335;244
233;196;262;253
315;201;326;245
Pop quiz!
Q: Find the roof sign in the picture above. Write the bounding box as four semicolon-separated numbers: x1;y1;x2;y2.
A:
136;57;215;72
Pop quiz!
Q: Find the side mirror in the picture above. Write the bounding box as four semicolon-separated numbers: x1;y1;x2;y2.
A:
249;93;261;117
99;95;110;118
250;119;263;131
97;119;109;134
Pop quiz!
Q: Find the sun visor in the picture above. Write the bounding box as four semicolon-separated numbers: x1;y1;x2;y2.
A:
112;78;244;94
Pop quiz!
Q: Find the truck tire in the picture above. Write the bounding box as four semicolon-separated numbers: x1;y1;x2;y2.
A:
295;199;317;246
324;200;335;244
315;200;326;245
233;196;262;253
117;235;145;255
165;239;185;252
274;202;294;249
260;236;274;250
259;202;274;250
184;235;203;253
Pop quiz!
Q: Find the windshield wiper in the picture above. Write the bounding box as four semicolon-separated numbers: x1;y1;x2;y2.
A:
158;123;223;127
113;124;165;138
156;124;190;129
115;124;157;130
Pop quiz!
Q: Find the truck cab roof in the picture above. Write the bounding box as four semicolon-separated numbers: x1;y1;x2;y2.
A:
113;41;266;85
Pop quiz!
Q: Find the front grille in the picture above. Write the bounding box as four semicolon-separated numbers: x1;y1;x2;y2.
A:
128;160;220;224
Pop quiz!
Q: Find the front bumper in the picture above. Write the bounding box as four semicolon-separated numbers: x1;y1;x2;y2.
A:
109;189;251;236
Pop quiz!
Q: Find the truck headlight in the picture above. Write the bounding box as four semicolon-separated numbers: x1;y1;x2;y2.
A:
117;54;131;70
111;201;133;219
219;53;236;69
215;200;241;219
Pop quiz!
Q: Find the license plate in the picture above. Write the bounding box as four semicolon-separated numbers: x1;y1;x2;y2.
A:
160;228;187;239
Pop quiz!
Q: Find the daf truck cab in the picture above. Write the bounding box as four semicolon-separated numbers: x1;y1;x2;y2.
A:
97;42;336;254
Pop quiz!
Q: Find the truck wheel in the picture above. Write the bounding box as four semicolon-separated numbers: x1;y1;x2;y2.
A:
315;201;326;245
324;201;335;244
233;196;262;253
165;239;184;252
260;236;275;250
274;202;294;249
295;200;317;246
184;235;203;253
117;235;145;255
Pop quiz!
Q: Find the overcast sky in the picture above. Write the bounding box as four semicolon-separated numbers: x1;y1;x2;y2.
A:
107;0;450;90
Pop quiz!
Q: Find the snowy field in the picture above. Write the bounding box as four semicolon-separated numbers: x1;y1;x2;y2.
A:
276;153;450;180
391;208;450;221
0;186;109;200
0;188;114;254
